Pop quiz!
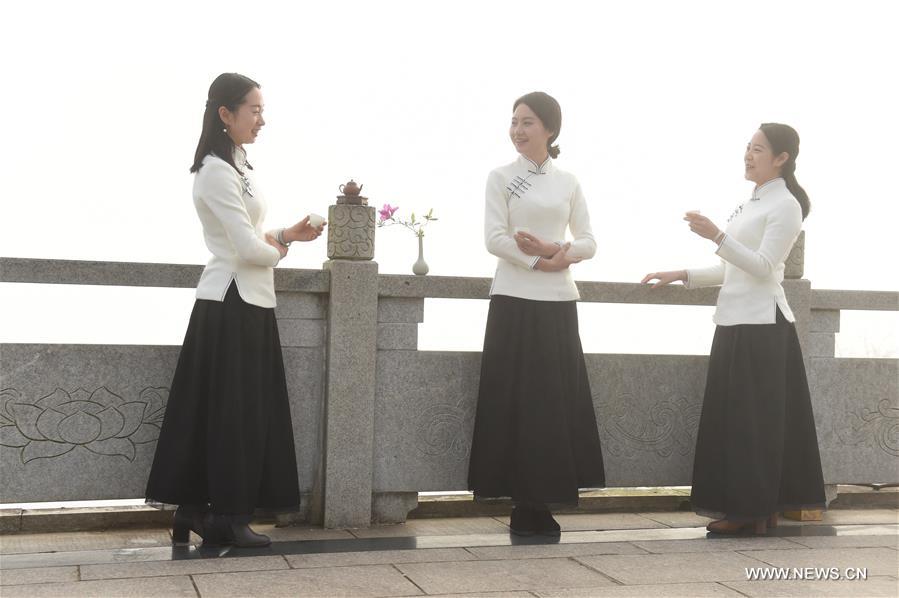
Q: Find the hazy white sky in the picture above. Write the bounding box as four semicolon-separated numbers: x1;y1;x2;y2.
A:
1;0;896;355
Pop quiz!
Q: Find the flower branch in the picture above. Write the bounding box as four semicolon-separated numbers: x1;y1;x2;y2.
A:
377;204;438;238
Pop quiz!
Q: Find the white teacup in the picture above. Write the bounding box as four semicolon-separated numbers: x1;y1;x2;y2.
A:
308;213;326;228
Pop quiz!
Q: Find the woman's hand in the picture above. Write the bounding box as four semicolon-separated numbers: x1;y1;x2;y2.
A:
285;216;326;243
641;270;687;288
515;231;558;258
684;212;722;242
264;232;289;258
535;243;581;272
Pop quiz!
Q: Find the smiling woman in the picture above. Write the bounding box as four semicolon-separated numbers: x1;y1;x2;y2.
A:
144;72;325;550
642;123;826;536
190;73;266;175
468;91;605;537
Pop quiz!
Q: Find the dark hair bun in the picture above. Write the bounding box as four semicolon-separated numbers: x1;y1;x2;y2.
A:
548;144;560;159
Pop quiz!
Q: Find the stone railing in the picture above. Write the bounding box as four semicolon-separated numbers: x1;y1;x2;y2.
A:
1;252;897;528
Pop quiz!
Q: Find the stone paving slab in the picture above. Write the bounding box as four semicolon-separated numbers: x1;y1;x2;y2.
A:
778;509;899;526
396;557;615;594
284;547;474;568
574;551;772;584
423;593;535;598
350;517;510;538
494;513;667;532
548;527;708;544
252;524;357;542
0;565;78;586
465;541;647;560
633;537;804;554
80;554;288;580
0;575;198;597
0;510;897;596
783;534;899;549
722;575;899;597
0;546;186;570
636;512;713;528
777;524;899;536
0;529;173;555
737;547;899;577
536;581;744;597
192;563;421;597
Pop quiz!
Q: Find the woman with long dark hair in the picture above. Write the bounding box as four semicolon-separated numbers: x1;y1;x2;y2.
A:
642;123;825;534
468;91;605;536
145;73;324;547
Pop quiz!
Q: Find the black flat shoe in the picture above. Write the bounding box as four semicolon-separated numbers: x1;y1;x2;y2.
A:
509;506;538;536
172;505;208;545
204;514;271;547
533;509;561;536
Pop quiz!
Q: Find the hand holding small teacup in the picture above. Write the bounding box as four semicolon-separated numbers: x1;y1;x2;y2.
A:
684;210;721;242
286;214;327;243
308;213;326;229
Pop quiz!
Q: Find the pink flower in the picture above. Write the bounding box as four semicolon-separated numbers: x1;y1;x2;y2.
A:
379;204;399;222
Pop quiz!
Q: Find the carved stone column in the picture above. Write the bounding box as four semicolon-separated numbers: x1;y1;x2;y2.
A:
318;182;380;527
326;204;376;260
326;181;376;261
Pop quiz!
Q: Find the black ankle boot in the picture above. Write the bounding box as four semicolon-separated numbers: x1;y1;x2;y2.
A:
172;505;208;545
509;506;538;536
204;514;271;547
533;509;561;536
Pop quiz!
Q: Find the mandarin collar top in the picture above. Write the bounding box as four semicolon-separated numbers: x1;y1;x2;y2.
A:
751;177;786;201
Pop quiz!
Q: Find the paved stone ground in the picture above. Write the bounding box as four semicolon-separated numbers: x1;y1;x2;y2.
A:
0;509;896;597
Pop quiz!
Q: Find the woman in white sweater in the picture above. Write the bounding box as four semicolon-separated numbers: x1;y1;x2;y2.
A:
468;92;605;536
643;123;825;534
146;73;323;547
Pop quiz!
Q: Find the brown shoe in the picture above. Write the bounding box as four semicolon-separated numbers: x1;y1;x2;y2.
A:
706;518;767;535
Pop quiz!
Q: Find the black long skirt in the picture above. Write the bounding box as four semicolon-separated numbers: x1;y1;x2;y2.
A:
468;295;605;506
691;308;826;521
145;282;301;515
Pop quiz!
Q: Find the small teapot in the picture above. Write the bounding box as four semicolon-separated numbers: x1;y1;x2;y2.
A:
339;180;363;196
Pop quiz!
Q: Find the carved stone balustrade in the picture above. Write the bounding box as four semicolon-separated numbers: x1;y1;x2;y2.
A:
1;254;897;529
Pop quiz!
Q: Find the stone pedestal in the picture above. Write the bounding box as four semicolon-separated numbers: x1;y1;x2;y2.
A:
327;204;376;260
322;260;379;528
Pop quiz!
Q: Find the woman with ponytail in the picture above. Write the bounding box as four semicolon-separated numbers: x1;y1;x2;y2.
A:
642;123;825;534
468;91;605;536
146;73;324;547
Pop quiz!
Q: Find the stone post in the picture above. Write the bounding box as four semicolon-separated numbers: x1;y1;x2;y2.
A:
783;231;811;358
809;309;840;358
321;260;379;528
372;297;426;523
782;231;831;519
319;187;380;528
274;291;327;527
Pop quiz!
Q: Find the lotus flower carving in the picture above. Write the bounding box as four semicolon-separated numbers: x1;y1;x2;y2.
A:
0;387;167;463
